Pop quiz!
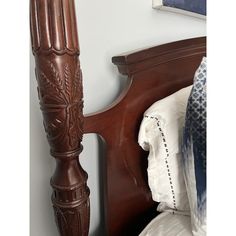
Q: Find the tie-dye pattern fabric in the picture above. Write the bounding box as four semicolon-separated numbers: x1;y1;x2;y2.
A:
182;57;206;235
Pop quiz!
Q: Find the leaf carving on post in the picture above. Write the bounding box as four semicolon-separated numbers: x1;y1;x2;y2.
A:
64;63;72;103
54;207;81;236
37;60;83;152
52;183;90;236
30;1;90;235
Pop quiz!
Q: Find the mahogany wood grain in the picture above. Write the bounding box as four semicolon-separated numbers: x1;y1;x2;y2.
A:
30;1;206;234
30;1;89;235
84;37;206;236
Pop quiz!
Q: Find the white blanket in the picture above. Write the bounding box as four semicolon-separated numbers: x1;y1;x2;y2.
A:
139;211;192;236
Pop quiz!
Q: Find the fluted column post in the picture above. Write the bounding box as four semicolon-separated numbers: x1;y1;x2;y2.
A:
30;0;90;235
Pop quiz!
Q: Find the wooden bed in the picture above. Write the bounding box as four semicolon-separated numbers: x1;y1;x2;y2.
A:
30;1;206;235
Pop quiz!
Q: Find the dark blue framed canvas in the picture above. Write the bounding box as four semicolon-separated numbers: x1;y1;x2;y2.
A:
163;0;206;15
153;0;206;18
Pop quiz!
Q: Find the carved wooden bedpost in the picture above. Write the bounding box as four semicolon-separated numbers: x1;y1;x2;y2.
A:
30;0;90;235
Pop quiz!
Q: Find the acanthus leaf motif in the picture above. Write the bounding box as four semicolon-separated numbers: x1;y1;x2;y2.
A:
37;60;83;152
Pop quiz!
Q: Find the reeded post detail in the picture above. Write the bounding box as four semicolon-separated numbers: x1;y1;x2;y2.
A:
30;0;90;235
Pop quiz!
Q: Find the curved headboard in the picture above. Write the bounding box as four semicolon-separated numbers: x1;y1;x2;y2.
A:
30;1;206;234
84;37;206;236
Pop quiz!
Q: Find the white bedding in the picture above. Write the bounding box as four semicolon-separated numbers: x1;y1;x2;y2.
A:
138;86;192;213
139;211;192;236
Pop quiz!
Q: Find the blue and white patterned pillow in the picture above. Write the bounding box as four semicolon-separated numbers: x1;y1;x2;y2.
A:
182;57;206;236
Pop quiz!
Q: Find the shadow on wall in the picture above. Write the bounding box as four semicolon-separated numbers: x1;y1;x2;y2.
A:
90;135;107;236
86;69;128;235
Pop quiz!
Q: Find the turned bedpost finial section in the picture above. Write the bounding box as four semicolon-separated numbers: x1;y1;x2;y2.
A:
30;0;90;235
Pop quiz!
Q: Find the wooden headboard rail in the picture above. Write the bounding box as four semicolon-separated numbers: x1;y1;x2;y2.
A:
30;1;206;235
85;37;206;236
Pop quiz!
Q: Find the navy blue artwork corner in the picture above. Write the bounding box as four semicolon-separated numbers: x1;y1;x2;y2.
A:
163;0;206;15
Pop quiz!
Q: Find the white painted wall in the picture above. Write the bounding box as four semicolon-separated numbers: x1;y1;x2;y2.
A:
30;1;206;235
